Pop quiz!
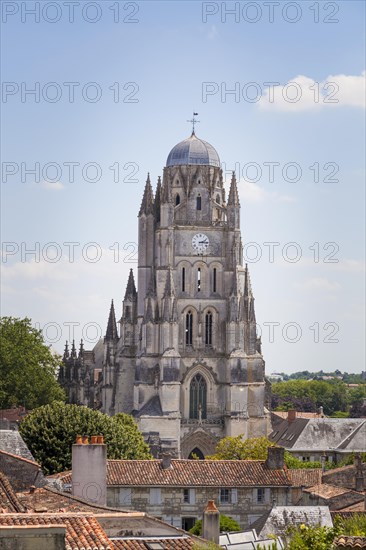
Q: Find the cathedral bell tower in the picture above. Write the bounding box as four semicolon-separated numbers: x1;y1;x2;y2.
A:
61;126;269;458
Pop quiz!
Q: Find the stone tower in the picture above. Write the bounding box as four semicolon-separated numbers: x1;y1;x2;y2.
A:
60;131;269;457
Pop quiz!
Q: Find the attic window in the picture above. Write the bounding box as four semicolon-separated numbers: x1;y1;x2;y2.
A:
145;543;165;550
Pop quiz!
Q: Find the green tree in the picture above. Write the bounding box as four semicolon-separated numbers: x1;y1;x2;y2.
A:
189;515;240;536
0;317;65;409
19;401;152;475
207;436;277;460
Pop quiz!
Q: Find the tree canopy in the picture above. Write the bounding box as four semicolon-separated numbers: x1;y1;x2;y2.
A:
189;515;240;536
0;316;65;409
19;402;152;475
207;436;322;469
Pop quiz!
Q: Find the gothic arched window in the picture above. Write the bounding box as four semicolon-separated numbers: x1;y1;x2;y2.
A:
185;311;193;346
213;268;217;293
205;311;213;346
175;193;180;206
196;195;201;210
189;374;207;419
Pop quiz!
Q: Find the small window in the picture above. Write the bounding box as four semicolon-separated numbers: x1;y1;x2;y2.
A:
257;488;265;503
205;311;213;346
186;311;193;346
183;488;196;504
197;268;201;292
213;268;217;293
219;488;231;504
182;267;185;292
196;195;201;210
216;194;220;204
175;193;180;206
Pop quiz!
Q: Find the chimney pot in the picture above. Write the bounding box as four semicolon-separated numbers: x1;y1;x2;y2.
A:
91;435;98;444
161;453;172;469
76;435;82;445
202;501;220;544
82;435;89;445
97;435;104;444
287;409;296;423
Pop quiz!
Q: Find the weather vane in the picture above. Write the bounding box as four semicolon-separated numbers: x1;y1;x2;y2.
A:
187;112;200;135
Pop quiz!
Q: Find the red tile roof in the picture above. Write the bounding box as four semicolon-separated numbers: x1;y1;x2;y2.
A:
0;407;28;422
0;472;26;513
334;536;366;548
304;483;356;499
287;468;323;487
0;513;112;550
113;537;195;550
58;459;291;488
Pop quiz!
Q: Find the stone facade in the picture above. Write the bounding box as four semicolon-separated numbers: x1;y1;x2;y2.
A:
59;131;270;457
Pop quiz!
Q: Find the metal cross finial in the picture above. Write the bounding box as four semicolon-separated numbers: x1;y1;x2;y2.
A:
187;112;200;135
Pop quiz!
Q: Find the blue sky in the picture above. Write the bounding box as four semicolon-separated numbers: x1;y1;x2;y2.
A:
1;0;365;374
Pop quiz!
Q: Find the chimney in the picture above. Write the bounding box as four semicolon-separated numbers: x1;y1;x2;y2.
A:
319;406;324;417
202;500;220;544
287;409;296;423
72;434;107;506
161;453;172;469
355;454;364;492
265;447;285;470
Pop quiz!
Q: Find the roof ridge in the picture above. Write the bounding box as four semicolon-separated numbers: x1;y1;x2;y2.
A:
0;448;40;467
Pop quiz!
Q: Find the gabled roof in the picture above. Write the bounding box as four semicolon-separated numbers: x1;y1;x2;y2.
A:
255;506;333;538
0;471;26;513
270;418;366;452
0;448;40;468
136;396;163;417
303;483;363;499
0;430;35;461
0;513;112;550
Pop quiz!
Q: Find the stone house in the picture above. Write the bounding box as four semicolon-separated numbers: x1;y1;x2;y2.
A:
59;444;292;531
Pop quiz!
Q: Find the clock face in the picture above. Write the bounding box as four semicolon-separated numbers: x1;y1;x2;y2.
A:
192;233;209;253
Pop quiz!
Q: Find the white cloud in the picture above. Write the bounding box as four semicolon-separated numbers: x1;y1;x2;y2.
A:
258;71;365;111
40;180;65;191
237;179;296;203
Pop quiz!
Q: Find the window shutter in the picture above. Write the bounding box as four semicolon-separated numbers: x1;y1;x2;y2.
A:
231;488;237;504
119;488;132;505
190;488;196;504
150;488;161;505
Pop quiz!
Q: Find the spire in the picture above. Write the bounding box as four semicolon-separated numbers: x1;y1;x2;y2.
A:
228;171;240;206
71;340;77;359
244;263;249;301
249;297;256;323
139;173;154;216
124;269;137;301
106;300;118;340
154;177;161;223
230;269;238;296
78;339;84;357
63;341;69;361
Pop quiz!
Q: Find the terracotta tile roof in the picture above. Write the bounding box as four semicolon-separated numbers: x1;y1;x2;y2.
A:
304;483;356;499
18;486;131;514
334;536;366;548
58;459;290;488
0;513;112;550
0;472;26;513
287;468;323;487
0;407;28;423
113;537;195;550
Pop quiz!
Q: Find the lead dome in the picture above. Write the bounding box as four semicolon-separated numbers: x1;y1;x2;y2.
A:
166;132;220;168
